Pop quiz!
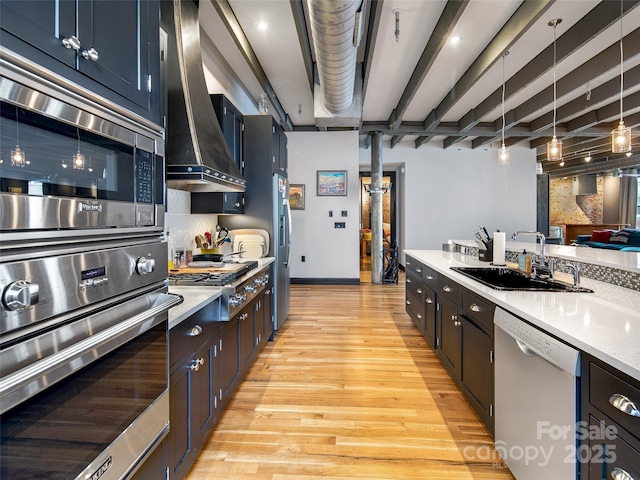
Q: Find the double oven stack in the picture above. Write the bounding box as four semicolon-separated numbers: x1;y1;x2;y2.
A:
0;58;181;479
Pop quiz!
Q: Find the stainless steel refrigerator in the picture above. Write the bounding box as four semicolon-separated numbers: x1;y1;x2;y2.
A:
220;114;290;331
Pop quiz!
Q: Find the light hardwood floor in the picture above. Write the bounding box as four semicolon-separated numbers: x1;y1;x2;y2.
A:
186;271;514;479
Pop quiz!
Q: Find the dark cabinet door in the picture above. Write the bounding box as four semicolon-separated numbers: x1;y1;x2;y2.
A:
264;282;274;340
169;357;192;480
169;339;216;480
219;318;239;401
423;286;437;349
459;315;493;432
239;305;255;368
194;341;216;446
438;297;461;381
277;127;288;177
76;0;154;109
1;0;159;122
0;0;76;68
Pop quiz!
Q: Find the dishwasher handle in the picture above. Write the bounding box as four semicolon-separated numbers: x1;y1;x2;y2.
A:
515;338;539;357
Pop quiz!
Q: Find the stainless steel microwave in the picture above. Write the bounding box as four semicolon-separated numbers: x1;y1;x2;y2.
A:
0;58;165;238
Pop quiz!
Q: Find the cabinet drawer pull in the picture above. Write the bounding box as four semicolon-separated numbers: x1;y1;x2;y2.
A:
611;467;635;480
188;325;203;336
470;303;480;312
443;285;452;292
417;288;423;294
451;314;458;321
62;36;81;51
81;47;99;62
416;268;422;273
609;393;640;417
406;300;411;305
240;313;249;321
190;357;205;371
426;297;433;304
406;278;411;283
425;274;434;280
416;314;422;319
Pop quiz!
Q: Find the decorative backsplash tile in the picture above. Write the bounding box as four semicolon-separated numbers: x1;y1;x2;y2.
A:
453;244;639;291
166;189;219;251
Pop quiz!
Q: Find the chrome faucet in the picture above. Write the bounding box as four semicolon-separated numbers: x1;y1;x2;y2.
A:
511;231;553;278
566;263;581;289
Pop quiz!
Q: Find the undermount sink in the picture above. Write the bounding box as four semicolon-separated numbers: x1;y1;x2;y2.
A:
450;267;593;293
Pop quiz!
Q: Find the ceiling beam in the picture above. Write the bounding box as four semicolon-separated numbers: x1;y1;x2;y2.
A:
211;0;293;131
360;121;612;138
361;0;385;102
388;0;469;131
422;0;554;134
290;0;314;95
455;0;640;137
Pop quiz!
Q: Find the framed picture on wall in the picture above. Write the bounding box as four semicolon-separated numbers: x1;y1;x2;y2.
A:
317;170;347;196
289;184;305;210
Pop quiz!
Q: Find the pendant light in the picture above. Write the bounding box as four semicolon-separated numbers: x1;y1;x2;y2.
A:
612;0;632;153
258;93;269;115
10;106;26;167
72;128;85;170
498;50;510;165
547;18;562;162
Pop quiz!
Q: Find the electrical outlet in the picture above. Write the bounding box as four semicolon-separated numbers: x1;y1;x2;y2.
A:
334;222;346;229
341;210;347;217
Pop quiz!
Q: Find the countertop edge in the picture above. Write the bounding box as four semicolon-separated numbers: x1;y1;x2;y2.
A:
405;249;640;380
167;286;222;330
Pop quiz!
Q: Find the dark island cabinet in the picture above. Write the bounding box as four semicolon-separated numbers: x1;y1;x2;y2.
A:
0;0;161;124
581;354;640;480
404;254;495;436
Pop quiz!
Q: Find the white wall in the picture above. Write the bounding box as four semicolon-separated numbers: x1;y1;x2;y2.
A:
359;142;538;262
287;131;361;280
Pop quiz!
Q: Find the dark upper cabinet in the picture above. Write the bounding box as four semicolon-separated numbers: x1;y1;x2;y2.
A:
0;0;161;124
191;94;246;215
244;115;288;178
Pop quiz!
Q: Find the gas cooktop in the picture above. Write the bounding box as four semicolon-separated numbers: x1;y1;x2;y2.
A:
168;261;258;286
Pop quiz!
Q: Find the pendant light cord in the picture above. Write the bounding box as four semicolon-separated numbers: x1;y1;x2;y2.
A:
619;0;624;122
502;52;506;146
552;21;557;138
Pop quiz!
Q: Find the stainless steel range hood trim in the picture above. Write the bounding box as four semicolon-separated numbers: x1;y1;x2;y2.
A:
163;0;245;193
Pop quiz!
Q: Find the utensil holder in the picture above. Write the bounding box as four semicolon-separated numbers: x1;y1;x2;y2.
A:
478;239;494;262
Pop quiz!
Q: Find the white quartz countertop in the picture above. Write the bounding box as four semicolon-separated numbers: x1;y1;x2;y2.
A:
450;239;640;273
405;250;640;379
167;257;275;330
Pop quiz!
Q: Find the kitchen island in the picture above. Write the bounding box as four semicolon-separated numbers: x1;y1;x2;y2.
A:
406;248;639;378
405;248;640;479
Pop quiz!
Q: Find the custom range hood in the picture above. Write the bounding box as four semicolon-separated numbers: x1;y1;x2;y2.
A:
162;0;245;193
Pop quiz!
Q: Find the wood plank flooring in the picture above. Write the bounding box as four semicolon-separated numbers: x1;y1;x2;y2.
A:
186;272;514;479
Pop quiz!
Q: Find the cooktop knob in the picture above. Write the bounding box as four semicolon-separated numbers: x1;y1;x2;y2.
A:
135;257;156;275
2;280;40;311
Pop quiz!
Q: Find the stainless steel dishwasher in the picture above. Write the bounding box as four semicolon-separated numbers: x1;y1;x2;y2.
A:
494;307;581;480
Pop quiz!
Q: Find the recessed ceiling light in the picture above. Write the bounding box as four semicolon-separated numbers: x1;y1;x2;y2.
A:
258;21;268;31
450;36;460;45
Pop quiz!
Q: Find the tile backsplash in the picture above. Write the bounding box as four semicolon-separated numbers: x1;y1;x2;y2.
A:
166;189;219;251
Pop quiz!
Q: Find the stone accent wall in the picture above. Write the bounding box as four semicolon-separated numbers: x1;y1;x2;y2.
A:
549;175;604;227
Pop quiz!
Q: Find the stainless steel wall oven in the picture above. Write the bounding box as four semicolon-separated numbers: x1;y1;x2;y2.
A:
1;51;180;480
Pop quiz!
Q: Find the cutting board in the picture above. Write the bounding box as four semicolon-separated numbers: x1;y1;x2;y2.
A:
170;263;248;274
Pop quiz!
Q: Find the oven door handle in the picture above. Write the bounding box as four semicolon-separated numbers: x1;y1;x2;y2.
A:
0;292;183;414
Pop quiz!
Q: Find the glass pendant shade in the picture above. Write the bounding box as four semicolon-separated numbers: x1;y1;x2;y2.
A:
258;93;269;115
72;151;86;170
612;120;631;153
547;136;562;161
498;144;510;165
11;145;26;167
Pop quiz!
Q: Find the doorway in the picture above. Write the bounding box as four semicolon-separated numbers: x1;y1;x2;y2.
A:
359;171;397;282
